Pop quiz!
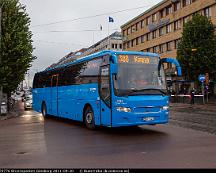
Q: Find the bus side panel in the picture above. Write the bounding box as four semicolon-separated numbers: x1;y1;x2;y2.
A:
58;85;77;119
32;88;41;112
44;87;53;116
33;88;51;113
75;84;101;125
57;84;101;124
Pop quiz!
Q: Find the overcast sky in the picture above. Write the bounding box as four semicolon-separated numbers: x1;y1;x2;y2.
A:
19;0;161;86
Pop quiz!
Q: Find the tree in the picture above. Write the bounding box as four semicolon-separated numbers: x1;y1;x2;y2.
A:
0;0;35;95
177;14;216;82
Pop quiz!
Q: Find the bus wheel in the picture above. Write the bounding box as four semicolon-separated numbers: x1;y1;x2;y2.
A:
84;107;95;130
42;102;48;118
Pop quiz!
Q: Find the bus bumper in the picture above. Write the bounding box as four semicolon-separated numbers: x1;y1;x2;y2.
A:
111;111;169;127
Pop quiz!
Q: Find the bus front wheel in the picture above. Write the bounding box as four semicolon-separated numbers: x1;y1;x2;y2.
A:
42;102;48;118
84;106;95;130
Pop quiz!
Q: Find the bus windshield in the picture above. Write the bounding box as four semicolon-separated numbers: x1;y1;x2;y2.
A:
114;55;166;96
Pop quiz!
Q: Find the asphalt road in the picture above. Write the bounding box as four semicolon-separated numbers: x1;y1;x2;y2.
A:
1;104;216;168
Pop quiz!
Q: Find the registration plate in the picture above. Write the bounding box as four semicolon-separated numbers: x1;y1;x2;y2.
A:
143;117;154;121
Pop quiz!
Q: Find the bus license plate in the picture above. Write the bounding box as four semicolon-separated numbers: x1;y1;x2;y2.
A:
143;117;154;121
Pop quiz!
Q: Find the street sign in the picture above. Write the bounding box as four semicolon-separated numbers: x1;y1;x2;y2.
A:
198;74;205;82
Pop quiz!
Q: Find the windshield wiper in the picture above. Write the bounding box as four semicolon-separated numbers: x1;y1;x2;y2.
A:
128;88;167;96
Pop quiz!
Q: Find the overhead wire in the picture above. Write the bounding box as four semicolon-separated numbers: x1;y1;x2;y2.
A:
30;5;153;28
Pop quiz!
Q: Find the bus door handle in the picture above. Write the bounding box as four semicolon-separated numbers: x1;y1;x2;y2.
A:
102;108;105;112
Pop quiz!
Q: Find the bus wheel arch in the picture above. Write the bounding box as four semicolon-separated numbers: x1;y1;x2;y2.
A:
83;104;96;129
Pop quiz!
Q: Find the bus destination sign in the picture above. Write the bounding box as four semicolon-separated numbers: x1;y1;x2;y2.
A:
118;55;157;64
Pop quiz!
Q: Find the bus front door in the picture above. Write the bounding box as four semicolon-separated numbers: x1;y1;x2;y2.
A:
100;65;112;126
51;75;59;116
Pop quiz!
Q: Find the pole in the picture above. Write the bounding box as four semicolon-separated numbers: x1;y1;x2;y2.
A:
0;7;3;115
202;82;205;104
108;20;110;50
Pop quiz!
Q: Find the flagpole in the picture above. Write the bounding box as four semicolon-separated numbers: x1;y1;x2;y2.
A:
108;19;110;50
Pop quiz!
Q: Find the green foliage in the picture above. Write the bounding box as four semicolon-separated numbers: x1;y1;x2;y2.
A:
0;0;35;94
177;14;216;82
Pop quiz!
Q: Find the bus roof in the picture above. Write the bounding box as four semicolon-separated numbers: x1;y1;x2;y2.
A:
37;50;160;74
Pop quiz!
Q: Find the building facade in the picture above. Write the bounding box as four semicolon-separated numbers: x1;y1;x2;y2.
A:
47;32;122;69
81;31;122;57
121;0;216;59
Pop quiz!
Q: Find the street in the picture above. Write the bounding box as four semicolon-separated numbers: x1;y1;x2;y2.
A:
1;102;216;168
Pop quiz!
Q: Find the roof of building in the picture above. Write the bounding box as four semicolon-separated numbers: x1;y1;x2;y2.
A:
121;0;168;28
87;31;122;49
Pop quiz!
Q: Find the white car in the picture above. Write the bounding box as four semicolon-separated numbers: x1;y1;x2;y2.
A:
24;97;32;110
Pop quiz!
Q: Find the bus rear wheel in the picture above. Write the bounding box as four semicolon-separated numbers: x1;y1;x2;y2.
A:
42;102;48;118
84;106;95;130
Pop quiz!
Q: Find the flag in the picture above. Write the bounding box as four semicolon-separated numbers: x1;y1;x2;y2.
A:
109;16;114;23
100;25;103;31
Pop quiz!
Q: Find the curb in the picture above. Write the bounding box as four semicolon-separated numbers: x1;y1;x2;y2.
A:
0;111;19;121
0;101;22;121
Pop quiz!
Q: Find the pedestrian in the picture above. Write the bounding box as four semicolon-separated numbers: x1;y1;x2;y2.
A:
190;88;195;105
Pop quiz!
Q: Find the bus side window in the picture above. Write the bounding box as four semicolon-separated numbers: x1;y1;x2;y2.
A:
100;65;111;107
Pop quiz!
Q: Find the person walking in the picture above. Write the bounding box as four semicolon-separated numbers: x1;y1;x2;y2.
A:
190;88;195;105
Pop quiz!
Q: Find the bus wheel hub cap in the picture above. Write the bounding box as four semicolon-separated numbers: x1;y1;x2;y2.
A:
86;113;92;124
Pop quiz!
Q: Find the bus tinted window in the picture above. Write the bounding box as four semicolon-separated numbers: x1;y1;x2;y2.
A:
33;57;103;88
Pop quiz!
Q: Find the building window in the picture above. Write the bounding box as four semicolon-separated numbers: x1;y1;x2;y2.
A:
152;30;157;39
141;20;145;28
112;44;115;49
174;20;181;30
183;16;190;25
183;0;191;7
167;41;172;51
153;46;158;53
127;28;131;35
131;39;135;47
123;43;126;50
159;27;164;36
204;7;211;17
160;44;166;53
132;25;136;33
119;44;122;49
127;41;130;48
136;22;139;30
174;2;181;11
115;44;118;49
166;24;172;33
146;16;151;25
159;9;165;18
123;30;127;36
141;35;145;43
152;13;157;22
166;5;172;15
136;37;139;45
147;48;151;52
146;33;151;41
174;39;181;49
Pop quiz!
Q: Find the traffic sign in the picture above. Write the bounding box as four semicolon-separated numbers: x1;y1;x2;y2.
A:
198;74;205;82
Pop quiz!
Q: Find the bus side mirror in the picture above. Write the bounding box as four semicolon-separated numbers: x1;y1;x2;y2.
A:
112;64;118;75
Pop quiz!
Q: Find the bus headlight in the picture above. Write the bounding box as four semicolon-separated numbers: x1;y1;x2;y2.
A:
162;106;169;111
116;107;131;112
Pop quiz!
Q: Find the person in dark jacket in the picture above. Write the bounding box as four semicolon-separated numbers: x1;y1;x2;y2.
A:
190;88;195;105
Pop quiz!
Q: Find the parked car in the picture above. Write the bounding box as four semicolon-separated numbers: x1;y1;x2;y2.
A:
22;93;32;102
24;96;32;110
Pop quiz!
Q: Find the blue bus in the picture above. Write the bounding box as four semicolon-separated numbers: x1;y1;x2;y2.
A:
33;50;181;129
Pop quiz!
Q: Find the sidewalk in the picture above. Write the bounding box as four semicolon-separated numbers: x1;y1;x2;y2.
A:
170;100;216;134
0;101;22;121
